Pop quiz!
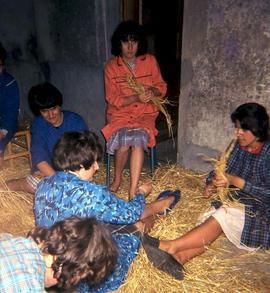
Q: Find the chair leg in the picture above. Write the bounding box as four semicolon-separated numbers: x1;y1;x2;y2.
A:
25;130;32;168
106;153;111;186
150;146;157;177
6;142;13;168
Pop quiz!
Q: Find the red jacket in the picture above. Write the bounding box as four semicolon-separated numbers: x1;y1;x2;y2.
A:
102;54;167;147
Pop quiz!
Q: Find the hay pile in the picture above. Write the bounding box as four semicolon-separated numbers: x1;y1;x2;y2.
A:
0;158;34;235
0;159;269;292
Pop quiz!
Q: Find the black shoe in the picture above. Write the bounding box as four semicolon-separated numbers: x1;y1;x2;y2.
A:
142;234;184;280
142;233;160;247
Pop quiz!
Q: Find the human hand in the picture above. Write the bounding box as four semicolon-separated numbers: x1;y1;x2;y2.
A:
138;88;154;103
212;173;229;188
203;184;214;198
0;129;7;140
137;181;152;197
225;174;245;189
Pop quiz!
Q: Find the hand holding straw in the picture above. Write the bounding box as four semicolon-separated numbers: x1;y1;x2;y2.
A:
213;139;240;205
125;74;174;138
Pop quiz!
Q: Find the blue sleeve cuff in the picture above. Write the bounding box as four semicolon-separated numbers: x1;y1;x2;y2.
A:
242;180;252;194
132;193;146;205
206;170;215;185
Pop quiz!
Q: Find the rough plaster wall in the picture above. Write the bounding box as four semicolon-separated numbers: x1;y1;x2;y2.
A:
50;62;106;139
0;0;121;134
178;0;270;171
33;0;121;142
47;0;107;66
0;0;42;119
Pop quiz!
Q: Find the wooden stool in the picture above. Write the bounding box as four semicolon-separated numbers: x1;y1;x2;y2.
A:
4;130;32;168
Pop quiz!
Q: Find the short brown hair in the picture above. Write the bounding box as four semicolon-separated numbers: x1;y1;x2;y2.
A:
53;131;103;171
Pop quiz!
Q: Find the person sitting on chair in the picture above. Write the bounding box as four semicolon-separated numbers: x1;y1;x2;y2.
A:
7;82;88;193
0;42;20;168
102;20;167;198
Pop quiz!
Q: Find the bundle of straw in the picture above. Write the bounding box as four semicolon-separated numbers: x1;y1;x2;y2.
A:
213;139;238;205
125;74;174;138
0;176;34;235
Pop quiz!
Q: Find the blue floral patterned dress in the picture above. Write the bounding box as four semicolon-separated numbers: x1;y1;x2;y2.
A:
34;171;145;293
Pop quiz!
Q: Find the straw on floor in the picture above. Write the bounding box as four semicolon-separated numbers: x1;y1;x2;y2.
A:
0;157;269;293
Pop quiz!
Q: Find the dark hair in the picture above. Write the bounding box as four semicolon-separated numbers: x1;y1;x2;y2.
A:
231;102;269;142
111;20;147;57
53;131;103;171
28;82;63;116
0;42;7;63
28;217;118;289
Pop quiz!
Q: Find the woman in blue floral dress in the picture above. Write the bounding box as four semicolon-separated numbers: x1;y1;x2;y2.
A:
34;131;178;292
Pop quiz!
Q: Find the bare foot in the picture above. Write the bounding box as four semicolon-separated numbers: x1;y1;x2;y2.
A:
141;215;156;233
133;216;156;234
165;195;175;208
156;195;176;215
109;180;120;194
134;221;145;232
129;181;153;200
128;190;136;200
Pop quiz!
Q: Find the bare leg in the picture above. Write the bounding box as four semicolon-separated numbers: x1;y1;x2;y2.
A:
6;178;36;194
174;247;206;264
134;215;156;233
0;153;3;169
129;146;144;199
109;146;129;193
159;217;223;264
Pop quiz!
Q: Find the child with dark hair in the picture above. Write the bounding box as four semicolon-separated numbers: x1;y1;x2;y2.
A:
142;103;270;279
0;42;20;168
0;217;118;292
102;20;167;198
28;82;63;116
7;82;88;193
35;130;181;292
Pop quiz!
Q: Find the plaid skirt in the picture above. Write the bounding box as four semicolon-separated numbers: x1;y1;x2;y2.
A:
106;127;149;155
26;173;43;190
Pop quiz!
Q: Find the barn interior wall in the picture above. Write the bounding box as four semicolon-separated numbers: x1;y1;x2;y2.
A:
0;0;121;140
178;0;270;171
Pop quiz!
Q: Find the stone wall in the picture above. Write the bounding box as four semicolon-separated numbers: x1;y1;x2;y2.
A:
33;0;121;138
0;0;121;142
0;0;41;119
178;0;270;171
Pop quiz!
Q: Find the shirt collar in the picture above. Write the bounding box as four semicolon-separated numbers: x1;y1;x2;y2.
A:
240;142;264;154
116;54;146;66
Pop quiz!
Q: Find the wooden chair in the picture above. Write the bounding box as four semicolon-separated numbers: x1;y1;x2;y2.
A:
105;146;157;186
4;130;32;168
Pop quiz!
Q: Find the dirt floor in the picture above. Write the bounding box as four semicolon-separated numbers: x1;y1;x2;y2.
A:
1;157;270;293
